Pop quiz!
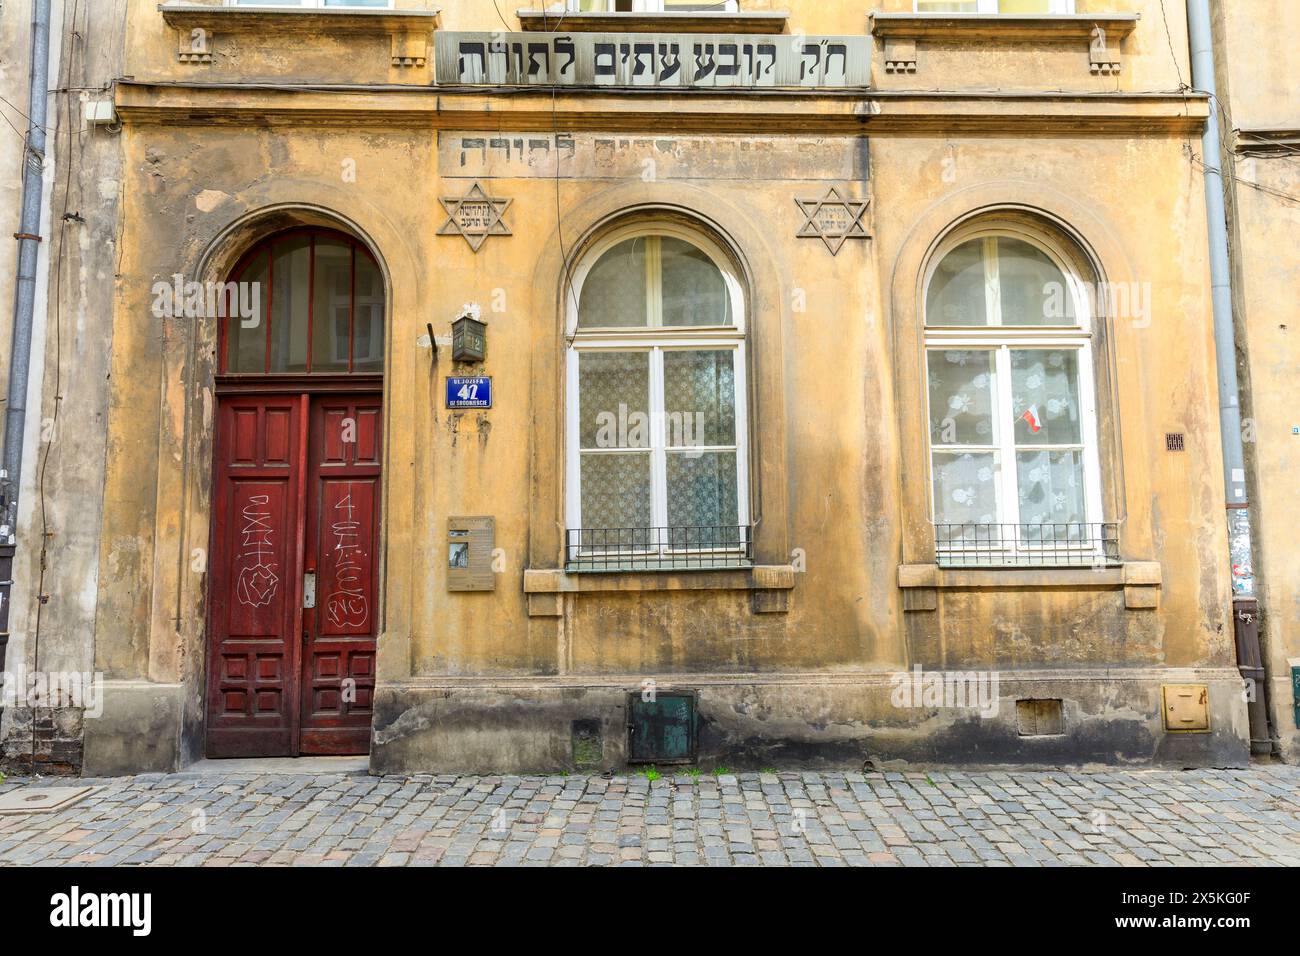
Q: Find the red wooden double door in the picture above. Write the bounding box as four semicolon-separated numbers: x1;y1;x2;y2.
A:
206;391;382;757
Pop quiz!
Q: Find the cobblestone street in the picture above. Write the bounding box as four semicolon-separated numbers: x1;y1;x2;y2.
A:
1;765;1298;867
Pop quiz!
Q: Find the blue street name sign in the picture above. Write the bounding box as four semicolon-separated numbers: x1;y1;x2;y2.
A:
446;376;492;409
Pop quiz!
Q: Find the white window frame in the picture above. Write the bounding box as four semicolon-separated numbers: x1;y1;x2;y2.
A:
565;222;750;565
568;1;740;13
914;0;1074;13
227;1;396;9
922;225;1105;563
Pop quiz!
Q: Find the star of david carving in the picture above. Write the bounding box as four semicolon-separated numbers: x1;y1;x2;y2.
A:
795;187;871;256
437;182;513;252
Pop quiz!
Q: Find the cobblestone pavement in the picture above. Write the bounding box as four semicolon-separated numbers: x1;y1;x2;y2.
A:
0;766;1297;866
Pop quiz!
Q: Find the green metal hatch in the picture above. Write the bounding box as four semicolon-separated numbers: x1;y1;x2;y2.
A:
627;693;697;764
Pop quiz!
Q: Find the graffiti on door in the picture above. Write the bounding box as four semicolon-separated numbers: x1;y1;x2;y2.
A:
325;487;369;629
236;493;280;608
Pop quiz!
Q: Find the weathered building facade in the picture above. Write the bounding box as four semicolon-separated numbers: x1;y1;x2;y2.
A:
0;0;1292;774
1213;0;1300;763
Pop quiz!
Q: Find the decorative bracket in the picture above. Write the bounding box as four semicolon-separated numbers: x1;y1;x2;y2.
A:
391;33;429;69
883;38;917;74
177;26;212;65
1088;26;1122;76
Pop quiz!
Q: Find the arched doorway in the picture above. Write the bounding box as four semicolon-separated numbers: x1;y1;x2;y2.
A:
205;227;384;757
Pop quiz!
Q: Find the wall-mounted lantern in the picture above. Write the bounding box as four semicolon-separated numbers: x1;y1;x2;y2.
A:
452;304;486;363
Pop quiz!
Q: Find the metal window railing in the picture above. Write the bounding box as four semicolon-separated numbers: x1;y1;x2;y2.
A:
566;525;752;572
933;521;1121;568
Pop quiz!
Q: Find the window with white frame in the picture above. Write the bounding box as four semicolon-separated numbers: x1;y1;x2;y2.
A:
228;1;394;9
914;1;1074;13
565;225;750;570
923;226;1112;567
569;1;740;12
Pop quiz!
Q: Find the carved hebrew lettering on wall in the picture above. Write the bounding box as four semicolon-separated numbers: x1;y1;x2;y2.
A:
442;132;855;182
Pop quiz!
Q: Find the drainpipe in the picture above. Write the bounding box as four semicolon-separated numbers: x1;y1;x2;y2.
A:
1186;0;1272;756
1;0;54;728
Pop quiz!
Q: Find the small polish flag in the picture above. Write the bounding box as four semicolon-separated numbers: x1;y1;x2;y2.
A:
1020;405;1043;433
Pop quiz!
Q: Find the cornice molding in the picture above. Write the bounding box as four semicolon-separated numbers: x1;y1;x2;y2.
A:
1233;127;1300;155
113;82;1208;136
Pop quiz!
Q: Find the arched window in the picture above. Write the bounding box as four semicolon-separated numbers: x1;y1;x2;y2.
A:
923;226;1110;566
220;227;383;374
565;224;749;569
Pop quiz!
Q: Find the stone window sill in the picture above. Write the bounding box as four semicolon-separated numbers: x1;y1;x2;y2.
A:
158;3;440;66
524;564;796;615
867;11;1139;76
516;10;789;34
159;3;441;33
897;561;1161;611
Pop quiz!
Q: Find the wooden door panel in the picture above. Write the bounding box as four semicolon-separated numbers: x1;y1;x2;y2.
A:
207;391;380;758
317;478;378;637
300;395;381;755
206;397;306;758
216;479;292;728
353;407;382;464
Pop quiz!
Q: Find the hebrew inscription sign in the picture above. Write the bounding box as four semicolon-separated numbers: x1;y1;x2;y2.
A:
436;32;870;89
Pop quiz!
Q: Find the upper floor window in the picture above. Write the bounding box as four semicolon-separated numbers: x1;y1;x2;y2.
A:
915;1;1074;12
923;227;1110;567
221;228;384;375
565;225;749;570
570;1;740;12
228;1;394;9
